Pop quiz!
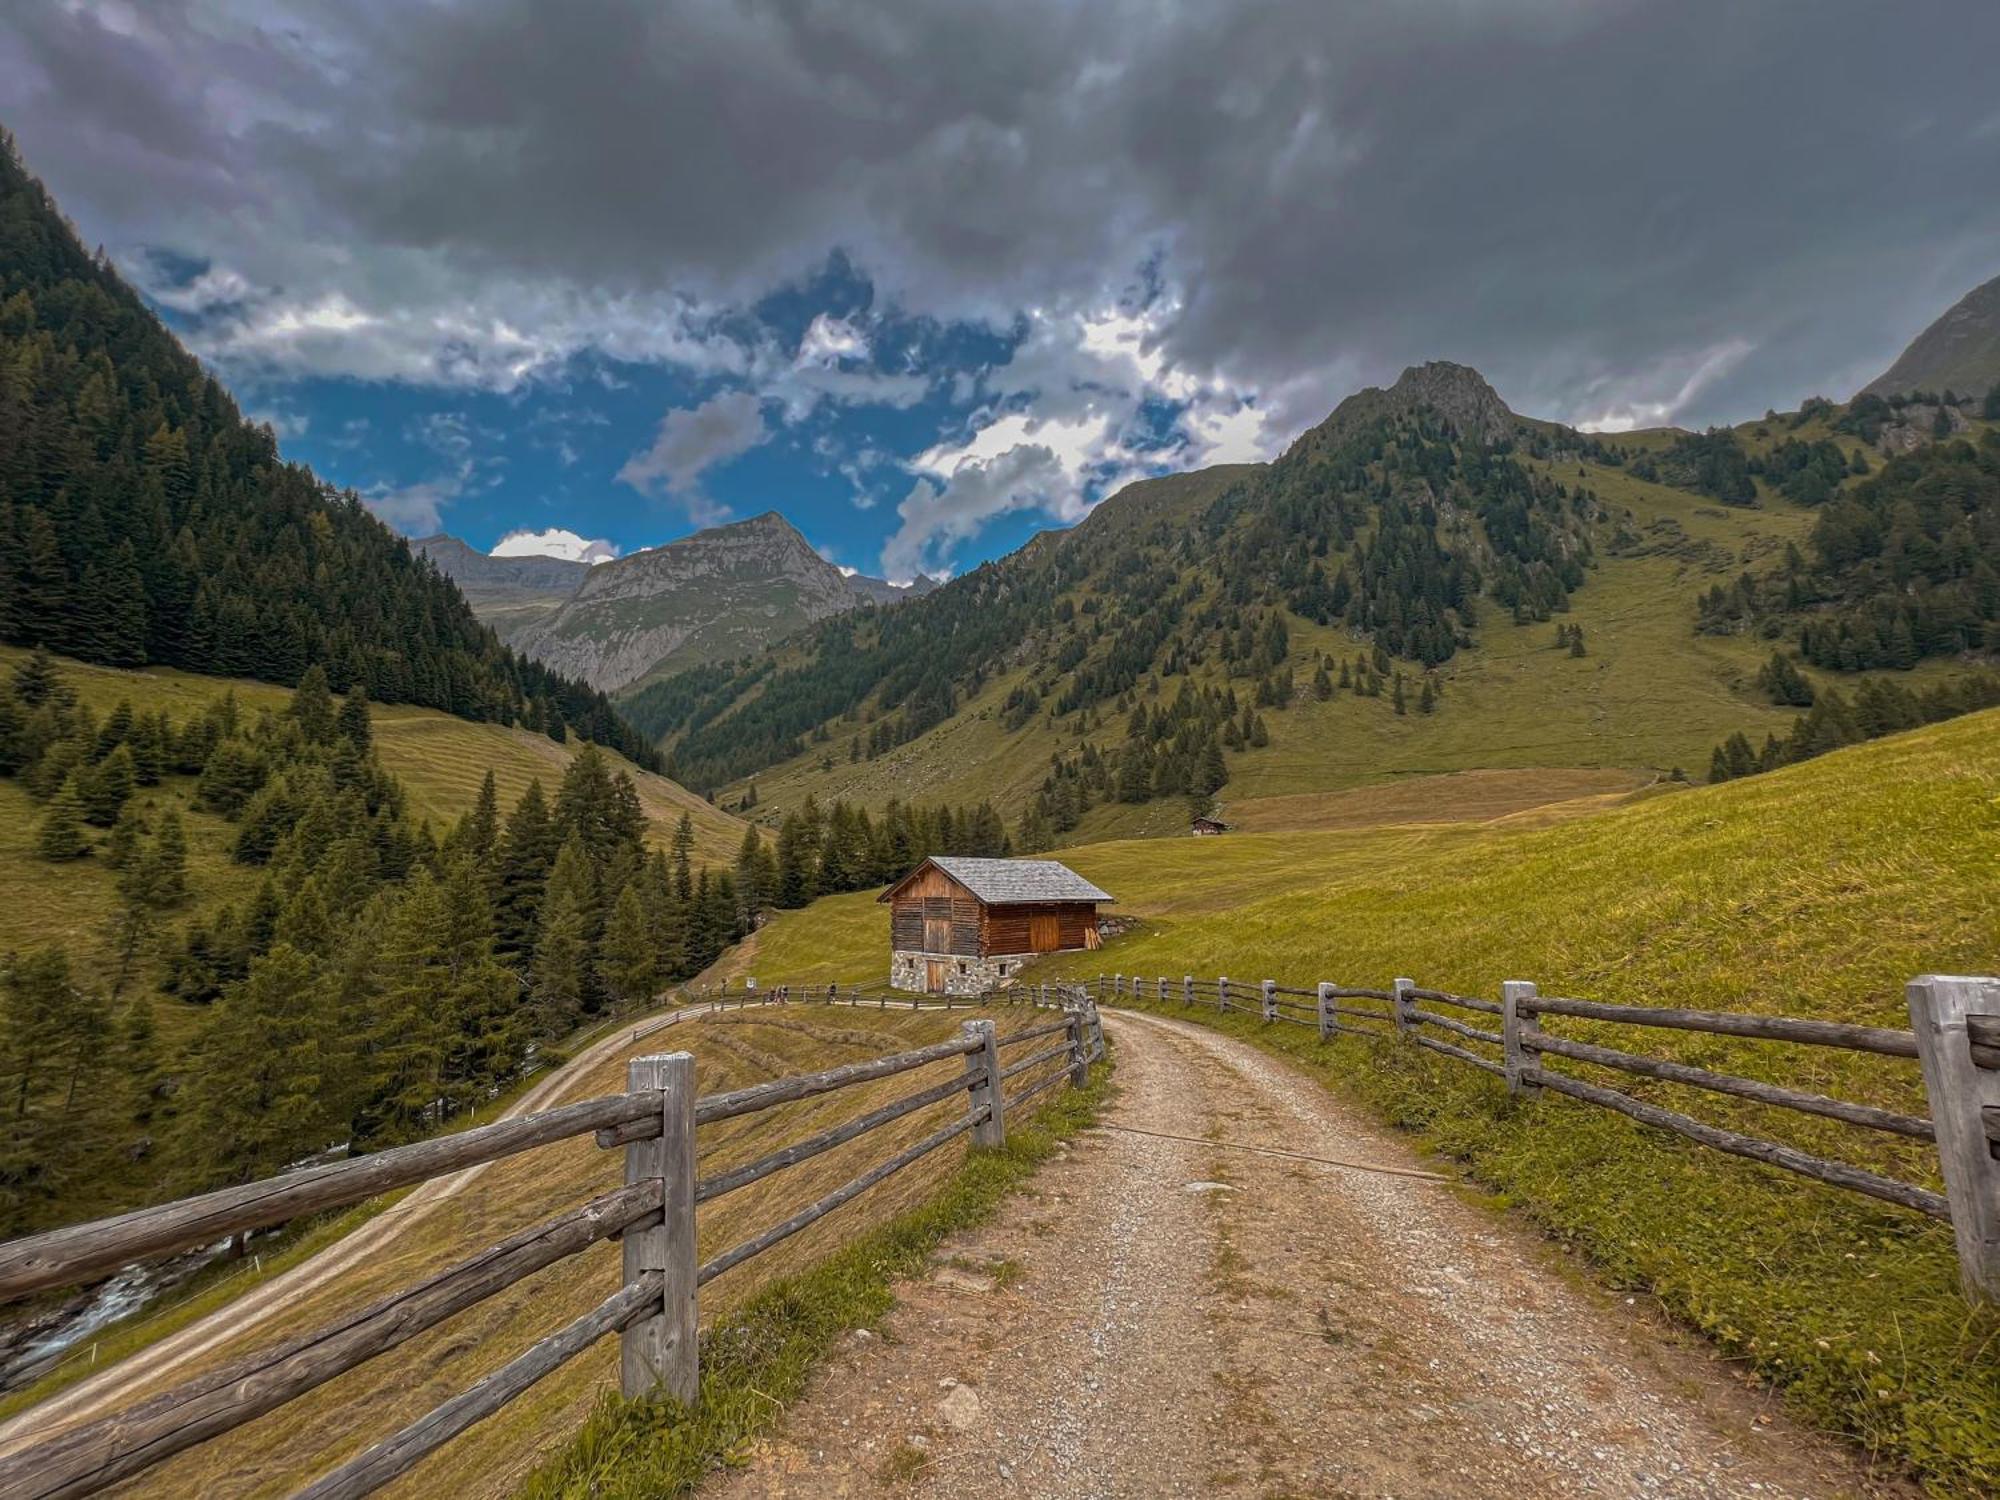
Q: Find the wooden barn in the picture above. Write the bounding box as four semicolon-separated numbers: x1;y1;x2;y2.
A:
880;856;1113;995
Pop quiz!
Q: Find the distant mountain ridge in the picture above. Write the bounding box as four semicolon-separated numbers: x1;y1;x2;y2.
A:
1862;272;2000;399
424;512;936;693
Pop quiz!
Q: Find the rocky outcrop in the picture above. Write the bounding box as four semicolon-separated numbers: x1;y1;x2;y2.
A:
1284;360;1517;465
513;512;920;692
410;535;590;643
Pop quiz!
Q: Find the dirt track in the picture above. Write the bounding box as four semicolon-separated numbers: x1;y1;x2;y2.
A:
710;1008;1911;1499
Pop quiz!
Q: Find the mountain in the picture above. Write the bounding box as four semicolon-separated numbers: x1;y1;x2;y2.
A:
410;534;591;642
630;363;1998;837
503;511;933;693
1861;272;2000;399
0;139;659;769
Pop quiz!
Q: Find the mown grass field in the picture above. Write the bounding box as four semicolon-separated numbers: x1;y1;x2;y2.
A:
34;1000;1088;1498
736;711;2000;1491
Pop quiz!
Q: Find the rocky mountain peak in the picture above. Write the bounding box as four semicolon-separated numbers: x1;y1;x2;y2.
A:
1285;360;1517;464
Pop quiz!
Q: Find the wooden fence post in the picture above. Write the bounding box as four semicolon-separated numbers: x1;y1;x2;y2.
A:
1114;972;1123;999
1907;975;2000;1302
962;1020;1005;1148
1089;1003;1105;1060
1217;975;1229;1013
621;1052;697;1404
1317;982;1333;1041
1261;979;1277;1022
1502;980;1542;1096
1157;975;1167;1004
1183;974;1194;1006
1067;1006;1089;1087
1392;977;1415;1036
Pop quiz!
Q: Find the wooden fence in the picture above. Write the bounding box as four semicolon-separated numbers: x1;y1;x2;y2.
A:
1099;970;2000;1303
0;982;1104;1500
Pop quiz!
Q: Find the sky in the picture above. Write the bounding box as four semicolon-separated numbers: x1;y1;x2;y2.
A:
7;2;2000;582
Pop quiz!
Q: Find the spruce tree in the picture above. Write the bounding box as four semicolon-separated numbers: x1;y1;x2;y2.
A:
80;744;136;826
598;883;656;1007
336;686;373;752
534;835;595;1024
290;665;337;743
494;779;557;958
178;944;342;1192
38;773;88;860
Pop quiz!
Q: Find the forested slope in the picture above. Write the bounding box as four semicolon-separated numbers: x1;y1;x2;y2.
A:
0;137;656;767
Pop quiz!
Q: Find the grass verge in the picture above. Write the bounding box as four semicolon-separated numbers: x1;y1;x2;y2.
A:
517;1055;1112;1499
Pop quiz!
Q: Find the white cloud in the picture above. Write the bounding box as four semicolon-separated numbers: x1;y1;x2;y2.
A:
363;476;459;535
797;313;869;365
492;528;619;564
616;390;769;524
882;444;1070;581
878;294;1271;573
1574;339;1756;433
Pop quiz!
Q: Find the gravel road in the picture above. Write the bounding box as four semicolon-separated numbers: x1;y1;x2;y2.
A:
710;1008;1912;1499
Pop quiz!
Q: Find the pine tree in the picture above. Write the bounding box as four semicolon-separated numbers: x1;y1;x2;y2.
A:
178;944;342;1192
149;809;189;906
336;686;373;753
494;779;557;958
598;883;656;1007
455;770;499;862
11;648;61;707
290;665;336;743
0;948;111;1231
533;835;595;1024
38;773;88;860
80;744;135;826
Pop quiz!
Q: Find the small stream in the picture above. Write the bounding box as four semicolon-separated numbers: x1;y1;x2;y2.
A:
0;1239;232;1392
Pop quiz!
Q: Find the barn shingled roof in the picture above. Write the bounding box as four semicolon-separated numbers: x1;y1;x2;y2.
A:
885;855;1113;905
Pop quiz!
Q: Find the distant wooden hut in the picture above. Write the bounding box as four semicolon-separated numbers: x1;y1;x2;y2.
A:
879;856;1112;995
1190;816;1229;836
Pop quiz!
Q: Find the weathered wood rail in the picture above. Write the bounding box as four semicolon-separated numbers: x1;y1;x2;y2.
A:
0;981;1104;1500
1103;970;2000;1303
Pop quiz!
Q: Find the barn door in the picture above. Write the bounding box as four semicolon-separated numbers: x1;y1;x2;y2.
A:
923;897;952;954
925;960;947;994
1029;911;1060;951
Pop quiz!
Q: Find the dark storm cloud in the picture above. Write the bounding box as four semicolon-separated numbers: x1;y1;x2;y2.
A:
7;1;2000;431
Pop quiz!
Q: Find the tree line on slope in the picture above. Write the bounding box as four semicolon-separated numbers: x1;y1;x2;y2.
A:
0;656;741;1237
1706;669;2000;784
733;794;1011;915
0;135;658;770
1696;433;2000;669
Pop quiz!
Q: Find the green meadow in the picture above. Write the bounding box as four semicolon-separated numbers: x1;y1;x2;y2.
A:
736;711;2000;1492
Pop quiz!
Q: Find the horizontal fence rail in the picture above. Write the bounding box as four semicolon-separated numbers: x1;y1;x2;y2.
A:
0;979;1104;1500
1102;969;1999;1304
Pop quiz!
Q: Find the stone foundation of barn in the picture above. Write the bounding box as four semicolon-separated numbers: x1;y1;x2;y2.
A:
890;949;1035;996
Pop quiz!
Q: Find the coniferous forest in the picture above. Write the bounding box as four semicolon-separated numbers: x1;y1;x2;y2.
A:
0;138;658;769
0;653;741;1238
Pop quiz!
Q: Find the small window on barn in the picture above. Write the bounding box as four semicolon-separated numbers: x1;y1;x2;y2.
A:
998;963;1008;977
958;961;968;974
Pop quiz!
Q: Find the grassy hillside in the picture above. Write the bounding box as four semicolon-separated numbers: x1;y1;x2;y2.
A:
687;395;1994;849
734;711;2000;1490
0;646;745;872
718;464;1822;826
22;1002;1089;1498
